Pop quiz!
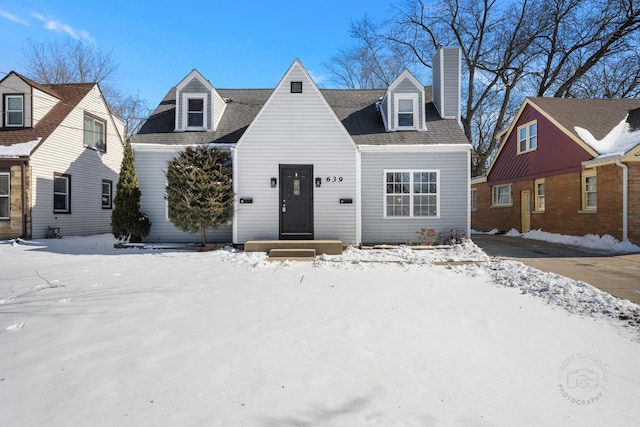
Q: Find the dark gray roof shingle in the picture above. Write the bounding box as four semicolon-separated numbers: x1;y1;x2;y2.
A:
132;86;469;146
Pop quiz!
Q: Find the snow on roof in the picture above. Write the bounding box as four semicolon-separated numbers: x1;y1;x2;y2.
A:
575;116;640;157
0;138;40;158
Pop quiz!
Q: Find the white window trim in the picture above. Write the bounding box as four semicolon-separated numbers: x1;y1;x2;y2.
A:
0;172;10;219
394;93;419;130
492;183;513;207
383;169;440;218
517;120;537;154
181;93;208;130
5;95;24;127
582;170;597;211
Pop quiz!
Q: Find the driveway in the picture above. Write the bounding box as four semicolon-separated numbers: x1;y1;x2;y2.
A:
472;234;640;304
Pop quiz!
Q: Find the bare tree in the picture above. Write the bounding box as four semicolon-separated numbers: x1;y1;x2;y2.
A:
21;37;148;137
325;0;640;175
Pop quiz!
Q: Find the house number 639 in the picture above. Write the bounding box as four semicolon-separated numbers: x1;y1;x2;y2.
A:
326;176;344;183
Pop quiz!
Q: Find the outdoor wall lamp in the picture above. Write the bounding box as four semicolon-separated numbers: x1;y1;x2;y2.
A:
315;177;322;187
271;177;277;188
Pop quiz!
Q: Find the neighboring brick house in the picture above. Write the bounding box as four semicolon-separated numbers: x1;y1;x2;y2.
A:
0;72;125;239
471;98;640;244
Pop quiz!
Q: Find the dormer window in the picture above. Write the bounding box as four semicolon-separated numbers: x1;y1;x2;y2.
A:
395;94;418;130
188;98;204;127
5;95;24;127
180;93;208;130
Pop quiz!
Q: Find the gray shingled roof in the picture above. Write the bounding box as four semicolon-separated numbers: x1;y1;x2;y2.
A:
529;97;640;141
132;86;469;146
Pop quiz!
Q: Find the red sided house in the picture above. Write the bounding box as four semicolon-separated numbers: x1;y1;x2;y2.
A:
471;97;640;244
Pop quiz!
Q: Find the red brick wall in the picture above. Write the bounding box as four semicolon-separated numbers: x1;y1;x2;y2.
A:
472;164;637;243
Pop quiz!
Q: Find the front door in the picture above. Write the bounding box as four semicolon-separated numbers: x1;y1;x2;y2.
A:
279;165;313;240
521;190;531;234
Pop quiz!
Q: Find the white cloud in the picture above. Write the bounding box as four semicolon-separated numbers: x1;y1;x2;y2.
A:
31;12;94;43
0;9;28;25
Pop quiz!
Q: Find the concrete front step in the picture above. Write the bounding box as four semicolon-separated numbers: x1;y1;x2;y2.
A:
269;248;317;261
244;240;343;255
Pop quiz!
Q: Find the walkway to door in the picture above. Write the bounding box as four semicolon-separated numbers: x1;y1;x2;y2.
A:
472;234;640;304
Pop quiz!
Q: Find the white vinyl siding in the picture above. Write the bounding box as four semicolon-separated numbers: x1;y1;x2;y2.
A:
234;62;358;245
29;85;124;238
361;150;468;244
133;146;232;243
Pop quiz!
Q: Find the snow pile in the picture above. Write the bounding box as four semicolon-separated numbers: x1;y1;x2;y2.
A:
575;117;640;156
0;138;40;157
522;229;640;253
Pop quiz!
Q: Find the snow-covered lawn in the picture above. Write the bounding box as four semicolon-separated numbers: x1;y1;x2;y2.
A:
1;235;639;426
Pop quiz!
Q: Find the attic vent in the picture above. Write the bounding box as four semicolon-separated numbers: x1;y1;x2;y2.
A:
291;81;302;93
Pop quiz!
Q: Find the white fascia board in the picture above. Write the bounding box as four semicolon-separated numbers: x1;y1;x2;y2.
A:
358;143;472;153
582;153;625;168
131;142;234;152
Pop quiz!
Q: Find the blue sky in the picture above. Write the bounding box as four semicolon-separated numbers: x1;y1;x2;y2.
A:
0;0;394;107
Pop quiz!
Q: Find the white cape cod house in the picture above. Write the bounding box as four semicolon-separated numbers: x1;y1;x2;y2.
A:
132;47;470;245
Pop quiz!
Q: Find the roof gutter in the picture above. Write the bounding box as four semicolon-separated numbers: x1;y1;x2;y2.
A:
615;160;629;242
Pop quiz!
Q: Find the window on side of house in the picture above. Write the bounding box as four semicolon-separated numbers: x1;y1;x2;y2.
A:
0;172;9;219
471;188;477;212
385;170;439;218
54;174;71;213
395;94;418;129
582;170;597;210
84;114;106;151
518;120;537;154
102;180;112;209
5;95;24;127
534;178;545;211
492;183;512;207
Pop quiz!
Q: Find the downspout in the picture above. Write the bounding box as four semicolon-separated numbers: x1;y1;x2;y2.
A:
615;160;628;241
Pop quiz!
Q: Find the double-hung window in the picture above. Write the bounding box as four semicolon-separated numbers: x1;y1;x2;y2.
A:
187;98;204;127
534;178;545;211
395;94;418;129
492;184;512;207
54;174;71;213
84;114;106;151
102;180;112;209
518;121;537;154
385;170;439;217
5;95;24;127
582;170;597;210
0;172;9;219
